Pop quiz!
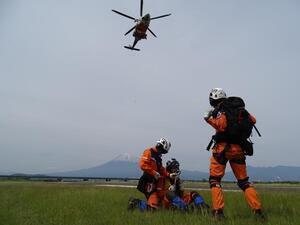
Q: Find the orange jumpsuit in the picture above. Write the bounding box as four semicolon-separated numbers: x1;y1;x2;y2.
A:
206;112;262;212
139;147;169;209
162;177;204;208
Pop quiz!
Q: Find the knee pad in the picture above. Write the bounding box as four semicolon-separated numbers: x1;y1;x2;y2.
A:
190;192;203;204
138;200;148;211
209;176;222;188
190;192;209;210
237;177;251;191
171;196;187;210
190;191;200;200
194;195;205;206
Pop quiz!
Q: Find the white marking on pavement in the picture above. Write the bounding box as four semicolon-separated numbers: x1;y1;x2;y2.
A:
95;184;240;192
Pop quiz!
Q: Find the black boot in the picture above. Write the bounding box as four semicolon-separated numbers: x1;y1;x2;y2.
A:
254;209;266;222
212;209;225;220
127;197;140;210
195;203;210;214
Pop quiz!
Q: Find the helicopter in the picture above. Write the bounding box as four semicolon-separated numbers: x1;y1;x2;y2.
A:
112;0;171;51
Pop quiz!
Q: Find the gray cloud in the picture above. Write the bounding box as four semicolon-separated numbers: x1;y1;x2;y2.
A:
0;0;299;173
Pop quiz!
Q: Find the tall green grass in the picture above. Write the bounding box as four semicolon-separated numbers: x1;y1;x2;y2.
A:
0;181;299;225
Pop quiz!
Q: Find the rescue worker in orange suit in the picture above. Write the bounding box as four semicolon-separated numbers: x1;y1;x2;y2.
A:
132;137;178;210
128;157;209;212
204;88;264;220
163;158;210;212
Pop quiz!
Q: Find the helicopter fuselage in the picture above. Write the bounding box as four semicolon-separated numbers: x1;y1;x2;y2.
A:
133;14;151;40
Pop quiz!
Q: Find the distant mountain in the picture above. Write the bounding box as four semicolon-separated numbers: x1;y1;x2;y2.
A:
225;166;300;182
10;173;48;177
113;153;139;162
49;153;142;178
48;154;300;181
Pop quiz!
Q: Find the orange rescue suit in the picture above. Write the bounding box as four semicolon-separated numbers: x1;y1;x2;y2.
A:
207;112;256;159
139;147;169;178
206;111;262;212
139;147;169;208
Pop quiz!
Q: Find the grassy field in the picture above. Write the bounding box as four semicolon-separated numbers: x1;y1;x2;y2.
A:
0;181;299;225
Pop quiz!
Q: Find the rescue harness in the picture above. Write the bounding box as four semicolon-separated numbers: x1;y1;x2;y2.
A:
206;97;261;156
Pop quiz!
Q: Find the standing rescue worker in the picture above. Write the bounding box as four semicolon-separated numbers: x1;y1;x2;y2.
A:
134;137;177;210
204;88;264;220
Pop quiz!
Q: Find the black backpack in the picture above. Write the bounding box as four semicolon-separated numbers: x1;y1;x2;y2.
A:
209;97;261;156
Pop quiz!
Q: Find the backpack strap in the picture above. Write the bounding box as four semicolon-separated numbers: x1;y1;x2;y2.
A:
150;148;162;171
253;125;262;137
206;136;215;151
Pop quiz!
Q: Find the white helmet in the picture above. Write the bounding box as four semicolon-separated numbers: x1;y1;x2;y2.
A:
209;88;227;100
156;137;171;153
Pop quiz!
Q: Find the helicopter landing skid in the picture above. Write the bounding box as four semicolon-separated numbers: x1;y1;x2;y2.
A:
124;46;140;51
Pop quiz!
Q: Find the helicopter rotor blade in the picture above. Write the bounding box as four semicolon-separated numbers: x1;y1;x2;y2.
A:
147;28;157;37
112;9;136;21
125;26;136;36
140;0;143;17
150;13;171;20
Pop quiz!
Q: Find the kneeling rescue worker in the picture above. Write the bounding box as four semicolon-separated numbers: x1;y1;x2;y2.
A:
128;157;209;212
132;137;176;210
204;88;265;220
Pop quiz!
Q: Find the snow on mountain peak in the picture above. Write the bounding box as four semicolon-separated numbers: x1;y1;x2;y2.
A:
113;153;139;162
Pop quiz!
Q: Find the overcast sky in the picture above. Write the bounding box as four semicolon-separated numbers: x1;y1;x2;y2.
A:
0;0;299;174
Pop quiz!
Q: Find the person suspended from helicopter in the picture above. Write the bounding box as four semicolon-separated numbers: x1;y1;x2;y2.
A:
112;0;171;51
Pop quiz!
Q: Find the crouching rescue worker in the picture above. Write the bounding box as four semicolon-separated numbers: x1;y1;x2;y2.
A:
128;157;210;212
128;138;174;210
163;158;210;212
204;88;264;220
